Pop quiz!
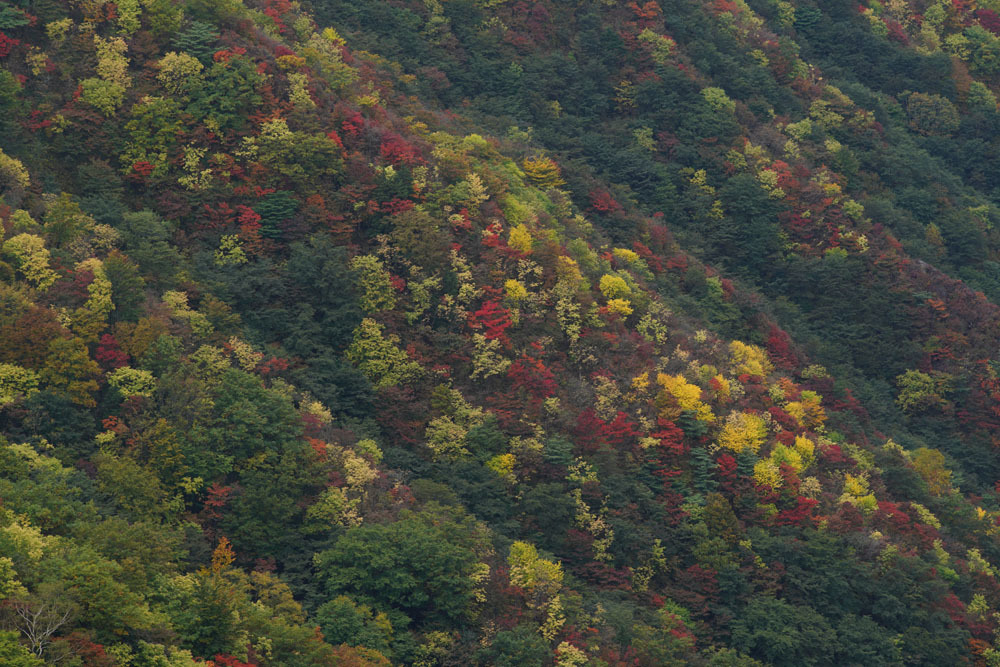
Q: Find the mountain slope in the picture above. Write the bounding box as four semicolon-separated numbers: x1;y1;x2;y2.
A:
0;0;999;665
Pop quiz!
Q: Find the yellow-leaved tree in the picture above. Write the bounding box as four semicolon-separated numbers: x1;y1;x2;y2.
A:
522;156;566;189
0;148;30;194
2;234;58;289
717;411;769;454
729;340;773;378
0;364;40;405
508;541;565;639
785;390;826;430
912;447;952;496
346;318;422;390
350;255;397;313
508;223;533;254
656;373;715;422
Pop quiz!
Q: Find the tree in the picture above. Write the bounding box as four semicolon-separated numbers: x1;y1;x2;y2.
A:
469;301;513;343
599;274;631;299
703;493;740;546
346;318;422;390
0;147;29;195
39;338;99;407
186;57;263;132
907;92;960;136
896;370;946;414
967;81;997;113
350;255;396;313
730;341;773;378
40;548;158;644
243;119;343;186
912;448;952;496
0;364;39;405
964;25;1000;75
507;541;563;609
253;190;300;241
730;597;837;666
717;411;769;454
632;606;698;664
0;7;30;29
42;193;95;247
166;540;244;658
0;630;44;666
425;416;470;460
315;596;392;655
187;367;302;473
508;224;533;254
219;442;324;557
833;614;901;665
702;87;736;113
94;452;172;522
477;626;550;667
314;510;482;627
899;625;970;666
0;306;65;368
118;211;180;285
156;52;205;95
79;79;126;117
714;174;783;279
2;235;57;289
657;373;715;422
171;21;220;63
102;251;146;322
638;29;676;64
388;208;451;267
522;156;565;189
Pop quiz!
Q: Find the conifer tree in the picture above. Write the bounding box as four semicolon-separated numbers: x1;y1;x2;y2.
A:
172;21;220;63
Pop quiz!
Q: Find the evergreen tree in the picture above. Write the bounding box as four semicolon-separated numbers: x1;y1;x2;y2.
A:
172;21;220;63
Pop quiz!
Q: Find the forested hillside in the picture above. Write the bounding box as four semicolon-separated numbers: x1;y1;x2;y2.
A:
2;0;1000;664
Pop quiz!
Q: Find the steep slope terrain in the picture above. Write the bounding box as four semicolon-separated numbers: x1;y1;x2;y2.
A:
1;0;1000;665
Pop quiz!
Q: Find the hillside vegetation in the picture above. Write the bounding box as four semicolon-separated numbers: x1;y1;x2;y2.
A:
2;0;1000;664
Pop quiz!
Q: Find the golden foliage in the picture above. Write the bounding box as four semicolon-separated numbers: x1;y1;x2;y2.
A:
522;156;566;189
913;447;952;496
504;279;529;301
606;298;633;316
753;460;781;489
656;373;715;422
717;411;768;453
729;340;773;378
785;390;826;430
599;274;631;299
508;223;533;254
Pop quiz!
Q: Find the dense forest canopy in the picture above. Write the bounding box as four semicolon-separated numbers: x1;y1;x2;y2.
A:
3;0;1000;664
